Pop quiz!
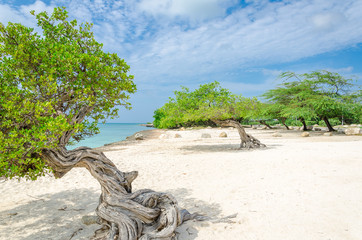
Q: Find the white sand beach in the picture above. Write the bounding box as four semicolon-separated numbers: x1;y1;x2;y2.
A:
0;127;361;240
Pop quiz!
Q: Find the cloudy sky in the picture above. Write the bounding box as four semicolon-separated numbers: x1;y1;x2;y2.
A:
1;0;362;123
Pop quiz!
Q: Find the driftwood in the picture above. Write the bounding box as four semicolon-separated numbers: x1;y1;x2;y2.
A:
213;120;266;149
42;147;195;240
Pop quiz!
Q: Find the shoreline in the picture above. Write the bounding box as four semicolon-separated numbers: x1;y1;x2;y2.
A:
94;128;163;151
95;125;361;151
85;122;361;151
68;123;155;150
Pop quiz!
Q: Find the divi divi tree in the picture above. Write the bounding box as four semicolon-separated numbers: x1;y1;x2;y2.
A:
262;71;361;131
0;7;193;240
154;81;265;149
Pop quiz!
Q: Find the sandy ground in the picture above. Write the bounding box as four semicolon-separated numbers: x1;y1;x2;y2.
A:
0;127;361;240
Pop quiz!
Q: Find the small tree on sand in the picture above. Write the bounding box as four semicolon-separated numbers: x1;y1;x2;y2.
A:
0;8;195;239
154;82;265;149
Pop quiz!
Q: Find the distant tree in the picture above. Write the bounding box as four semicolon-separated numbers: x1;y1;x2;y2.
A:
262;77;315;130
0;7;193;239
343;90;362;124
154;82;265;149
262;70;360;131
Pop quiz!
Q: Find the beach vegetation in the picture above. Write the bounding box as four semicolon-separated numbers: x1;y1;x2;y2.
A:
0;7;192;239
262;70;361;131
0;7;136;179
153;81;255;128
154;81;265;148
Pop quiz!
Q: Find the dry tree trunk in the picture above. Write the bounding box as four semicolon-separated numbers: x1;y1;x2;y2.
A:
42;147;194;240
300;118;307;131
280;118;290;130
258;120;273;129
213;119;266;149
322;117;336;132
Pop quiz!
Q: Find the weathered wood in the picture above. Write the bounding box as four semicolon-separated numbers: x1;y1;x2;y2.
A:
42;147;193;240
213;119;266;149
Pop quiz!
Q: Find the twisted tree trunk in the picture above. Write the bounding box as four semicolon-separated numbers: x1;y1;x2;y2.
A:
42;147;193;240
213;120;266;149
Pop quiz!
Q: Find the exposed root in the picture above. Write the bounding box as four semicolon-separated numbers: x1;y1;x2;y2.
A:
42;147;193;240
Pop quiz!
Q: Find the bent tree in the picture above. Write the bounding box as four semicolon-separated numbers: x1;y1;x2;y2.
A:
0;8;193;239
258;103;290;130
153;82;265;149
262;71;360;132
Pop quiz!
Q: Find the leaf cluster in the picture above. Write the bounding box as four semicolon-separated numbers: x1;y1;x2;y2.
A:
262;70;361;124
0;7;136;179
153;81;259;128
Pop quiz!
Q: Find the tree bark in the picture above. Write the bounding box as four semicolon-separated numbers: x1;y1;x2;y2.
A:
42;147;194;240
213;120;266;149
280;118;290;130
323;117;336;132
258;120;273;129
300;118;307;131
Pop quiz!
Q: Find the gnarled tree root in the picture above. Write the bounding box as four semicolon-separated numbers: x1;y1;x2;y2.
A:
42;147;194;240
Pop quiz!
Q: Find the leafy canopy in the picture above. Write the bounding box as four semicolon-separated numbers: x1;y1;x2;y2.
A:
262;70;361;124
153;81;259;128
0;7;136;180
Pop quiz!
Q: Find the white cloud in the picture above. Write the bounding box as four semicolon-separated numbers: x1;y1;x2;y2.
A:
0;1;55;29
137;0;232;21
20;0;55;17
123;0;362;84
0;4;24;24
311;12;346;32
66;1;93;23
324;66;354;74
261;69;283;77
3;1;362;76
1;0;362;97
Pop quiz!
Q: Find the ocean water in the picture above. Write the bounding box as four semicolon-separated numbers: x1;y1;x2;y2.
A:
68;123;154;149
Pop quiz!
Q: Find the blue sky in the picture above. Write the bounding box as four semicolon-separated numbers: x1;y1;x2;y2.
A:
1;0;361;123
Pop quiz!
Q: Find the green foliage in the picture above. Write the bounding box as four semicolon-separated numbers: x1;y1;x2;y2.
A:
153;81;259;128
254;102;284;122
0;7;135;180
318;118;341;127
262;70;361;128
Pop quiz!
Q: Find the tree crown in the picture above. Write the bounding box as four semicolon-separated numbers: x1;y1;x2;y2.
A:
0;7;136;180
153;81;259;128
262;70;360;121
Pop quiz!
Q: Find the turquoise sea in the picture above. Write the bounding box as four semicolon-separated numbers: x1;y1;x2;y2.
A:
68;123;154;149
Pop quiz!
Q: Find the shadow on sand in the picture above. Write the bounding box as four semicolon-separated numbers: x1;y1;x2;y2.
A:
180;143;241;152
168;188;224;240
1;187;222;240
0;188;99;240
179;143;275;153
